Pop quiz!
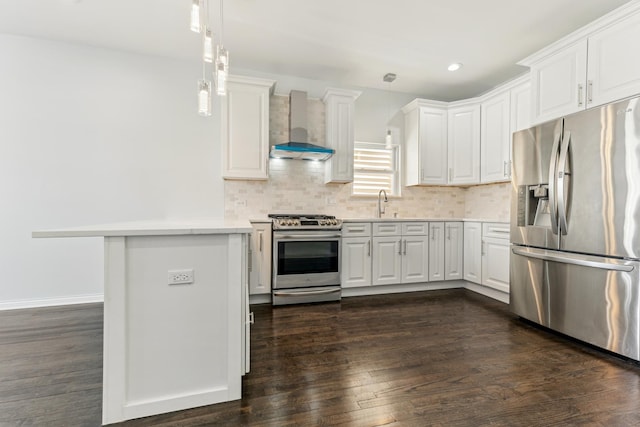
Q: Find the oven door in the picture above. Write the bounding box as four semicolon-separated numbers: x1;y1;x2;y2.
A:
272;231;341;289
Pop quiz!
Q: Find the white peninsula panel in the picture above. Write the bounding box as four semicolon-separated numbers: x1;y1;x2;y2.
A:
33;220;252;425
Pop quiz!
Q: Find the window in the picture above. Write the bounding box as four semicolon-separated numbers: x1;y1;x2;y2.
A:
353;142;400;196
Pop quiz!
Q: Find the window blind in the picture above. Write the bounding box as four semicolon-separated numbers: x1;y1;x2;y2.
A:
353;143;397;196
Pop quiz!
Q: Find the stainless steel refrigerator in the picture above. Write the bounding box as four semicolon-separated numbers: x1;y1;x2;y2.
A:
510;95;640;361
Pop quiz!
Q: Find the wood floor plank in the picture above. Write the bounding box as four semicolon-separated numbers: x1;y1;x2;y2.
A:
1;290;640;426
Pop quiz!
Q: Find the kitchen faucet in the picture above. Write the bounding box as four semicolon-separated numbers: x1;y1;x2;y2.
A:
377;189;388;218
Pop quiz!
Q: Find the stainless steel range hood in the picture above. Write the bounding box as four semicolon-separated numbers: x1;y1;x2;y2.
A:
270;90;334;161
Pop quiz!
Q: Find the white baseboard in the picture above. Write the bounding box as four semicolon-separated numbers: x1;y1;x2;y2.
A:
464;282;509;304
249;294;271;305
0;293;104;311
342;280;464;298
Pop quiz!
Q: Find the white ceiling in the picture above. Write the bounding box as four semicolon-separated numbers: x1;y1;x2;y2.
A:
0;0;632;100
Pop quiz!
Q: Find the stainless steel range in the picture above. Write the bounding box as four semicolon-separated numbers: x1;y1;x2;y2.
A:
270;214;342;305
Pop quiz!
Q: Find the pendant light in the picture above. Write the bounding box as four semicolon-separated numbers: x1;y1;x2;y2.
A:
191;0;230;114
203;28;214;63
190;0;202;33
383;73;396;149
215;0;229;96
197;0;212;116
198;79;212;116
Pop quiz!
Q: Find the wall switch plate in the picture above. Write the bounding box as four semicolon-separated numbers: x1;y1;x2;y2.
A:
168;269;194;285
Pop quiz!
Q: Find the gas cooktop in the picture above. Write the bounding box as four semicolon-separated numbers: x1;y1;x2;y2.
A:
268;214;342;230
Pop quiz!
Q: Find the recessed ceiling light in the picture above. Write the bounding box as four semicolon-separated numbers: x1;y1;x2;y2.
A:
448;63;463;72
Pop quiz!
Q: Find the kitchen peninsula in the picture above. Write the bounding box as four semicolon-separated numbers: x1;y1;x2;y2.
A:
32;220;252;425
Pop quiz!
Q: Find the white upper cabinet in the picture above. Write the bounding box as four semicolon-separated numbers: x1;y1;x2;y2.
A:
480;91;511;183
529;40;588;124
403;100;448;186
221;75;275;180
523;3;640;124
510;80;532;133
448;103;480;185
323;88;362;184
586;11;640;108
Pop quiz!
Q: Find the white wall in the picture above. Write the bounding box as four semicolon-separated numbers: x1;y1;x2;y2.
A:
232;66;418;144
0;35;223;308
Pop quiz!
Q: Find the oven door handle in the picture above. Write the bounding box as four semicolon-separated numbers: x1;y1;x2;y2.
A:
274;233;342;239
273;288;341;297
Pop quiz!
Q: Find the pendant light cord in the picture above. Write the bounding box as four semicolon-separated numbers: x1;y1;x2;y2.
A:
220;0;224;46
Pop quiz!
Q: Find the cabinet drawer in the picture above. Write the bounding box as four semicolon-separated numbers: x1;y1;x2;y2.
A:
342;222;372;237
482;222;510;240
402;222;428;236
373;222;401;236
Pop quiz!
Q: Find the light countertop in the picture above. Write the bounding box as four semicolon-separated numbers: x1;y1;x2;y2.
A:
249;217;508;224
33;219;252;238
341;218;509;223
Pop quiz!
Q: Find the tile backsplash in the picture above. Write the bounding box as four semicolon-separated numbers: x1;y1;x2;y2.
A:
224;94;510;222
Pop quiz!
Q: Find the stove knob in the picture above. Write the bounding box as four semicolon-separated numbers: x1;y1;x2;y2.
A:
286;220;292;225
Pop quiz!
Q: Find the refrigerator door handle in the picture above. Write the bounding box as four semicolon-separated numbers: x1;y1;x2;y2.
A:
548;131;562;235
512;246;634;272
557;131;571;235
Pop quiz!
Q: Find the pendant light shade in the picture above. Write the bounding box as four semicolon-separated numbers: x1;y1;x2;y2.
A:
190;0;202;33
385;130;393;149
198;79;212;116
203;28;214;63
215;46;229;96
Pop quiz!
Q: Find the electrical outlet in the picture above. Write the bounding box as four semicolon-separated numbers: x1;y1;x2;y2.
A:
168;269;194;285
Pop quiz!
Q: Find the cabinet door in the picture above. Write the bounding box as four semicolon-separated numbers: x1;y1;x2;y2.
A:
428;222;445;281
448;105;480;185
481;92;511;183
510;81;531;133
222;76;274;180
463;222;482;284
323;89;361;183
482;237;510;293
445;222;463;280
420;107;449;185
341;237;372;288
372;237;402;286
401;236;429;284
587;12;640;108
530;40;588;124
249;224;272;295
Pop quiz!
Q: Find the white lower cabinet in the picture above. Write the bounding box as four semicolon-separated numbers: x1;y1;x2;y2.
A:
371;222;429;286
401;235;429;283
342;236;372;288
463;222;482;284
481;223;510;293
444;222;463;280
249;222;272;295
428;222;463;281
372;236;403;286
341;223;373;288
428;222;445;281
341;220;479;290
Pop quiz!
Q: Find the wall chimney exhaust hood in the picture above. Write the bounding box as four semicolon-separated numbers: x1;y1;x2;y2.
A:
270;90;334;161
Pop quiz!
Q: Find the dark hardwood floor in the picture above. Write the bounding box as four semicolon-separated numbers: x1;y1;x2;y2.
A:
2;289;640;426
